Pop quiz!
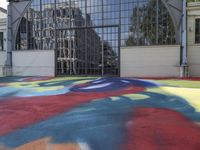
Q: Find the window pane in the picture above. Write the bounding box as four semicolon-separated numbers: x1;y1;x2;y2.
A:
123;0;176;46
0;32;3;51
195;19;200;43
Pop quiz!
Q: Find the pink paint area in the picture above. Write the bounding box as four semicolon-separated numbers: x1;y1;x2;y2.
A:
0;86;144;136
123;108;200;150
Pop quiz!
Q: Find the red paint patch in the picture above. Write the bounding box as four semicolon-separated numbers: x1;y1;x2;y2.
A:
0;83;6;87
181;77;200;81
23;77;55;82
123;108;200;150
0;86;144;136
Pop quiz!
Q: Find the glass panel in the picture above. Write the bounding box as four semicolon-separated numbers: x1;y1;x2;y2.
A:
158;0;176;44
86;28;102;75
29;0;42;49
42;0;55;49
121;0;176;46
57;29;77;75
57;27;119;76
103;0;120;26
103;27;119;75
87;0;103;27
16;17;28;50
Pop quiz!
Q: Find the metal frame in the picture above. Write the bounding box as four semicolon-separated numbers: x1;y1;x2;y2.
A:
9;0;184;77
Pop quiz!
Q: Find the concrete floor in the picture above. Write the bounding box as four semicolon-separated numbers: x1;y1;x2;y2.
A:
0;77;200;150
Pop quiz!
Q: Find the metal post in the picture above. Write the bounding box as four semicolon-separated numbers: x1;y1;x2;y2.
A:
54;0;58;76
85;0;88;76
118;0;121;77
69;0;72;75
40;0;43;49
136;0;139;45
101;0;104;76
156;0;159;44
180;0;188;77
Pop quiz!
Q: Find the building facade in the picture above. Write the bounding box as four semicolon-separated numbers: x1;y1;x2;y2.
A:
4;0;199;77
0;7;7;76
187;2;200;77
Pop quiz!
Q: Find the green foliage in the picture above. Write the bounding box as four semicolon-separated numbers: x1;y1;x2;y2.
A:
187;0;200;2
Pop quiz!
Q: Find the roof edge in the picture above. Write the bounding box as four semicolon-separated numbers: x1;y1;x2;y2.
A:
0;7;7;14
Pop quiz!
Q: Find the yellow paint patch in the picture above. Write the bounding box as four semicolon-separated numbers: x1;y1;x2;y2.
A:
7;78;93;90
33;86;64;92
14;138;81;150
161;86;200;112
111;94;149;101
7;82;39;88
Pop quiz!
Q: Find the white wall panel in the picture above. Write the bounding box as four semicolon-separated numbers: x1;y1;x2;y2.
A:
0;51;6;76
12;50;55;76
120;45;180;77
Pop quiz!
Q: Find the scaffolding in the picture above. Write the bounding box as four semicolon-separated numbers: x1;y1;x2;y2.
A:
36;3;102;75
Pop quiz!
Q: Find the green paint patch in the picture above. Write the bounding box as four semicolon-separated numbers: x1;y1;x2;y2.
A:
74;80;94;84
154;80;200;88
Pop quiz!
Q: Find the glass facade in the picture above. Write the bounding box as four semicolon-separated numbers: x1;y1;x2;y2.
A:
15;0;177;76
121;0;176;46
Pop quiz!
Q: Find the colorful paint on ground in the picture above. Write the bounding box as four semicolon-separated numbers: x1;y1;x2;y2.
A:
0;77;200;150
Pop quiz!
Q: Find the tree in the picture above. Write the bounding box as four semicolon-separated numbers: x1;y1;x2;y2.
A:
126;0;176;46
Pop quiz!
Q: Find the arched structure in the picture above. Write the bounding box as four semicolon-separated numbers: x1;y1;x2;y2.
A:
13;0;182;49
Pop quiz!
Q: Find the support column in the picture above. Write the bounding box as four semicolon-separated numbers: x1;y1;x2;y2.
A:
5;3;13;76
180;0;188;77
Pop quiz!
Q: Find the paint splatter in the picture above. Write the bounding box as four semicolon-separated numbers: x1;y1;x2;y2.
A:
0;77;200;150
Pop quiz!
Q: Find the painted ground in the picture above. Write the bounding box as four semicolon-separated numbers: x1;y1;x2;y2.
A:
0;77;200;150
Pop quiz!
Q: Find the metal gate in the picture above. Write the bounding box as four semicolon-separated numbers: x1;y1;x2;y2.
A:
56;26;120;76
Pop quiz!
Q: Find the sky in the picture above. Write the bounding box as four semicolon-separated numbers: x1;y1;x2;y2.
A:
1;0;8;9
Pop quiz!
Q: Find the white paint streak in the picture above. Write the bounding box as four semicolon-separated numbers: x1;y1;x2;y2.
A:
79;143;91;150
80;83;112;90
121;80;130;83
